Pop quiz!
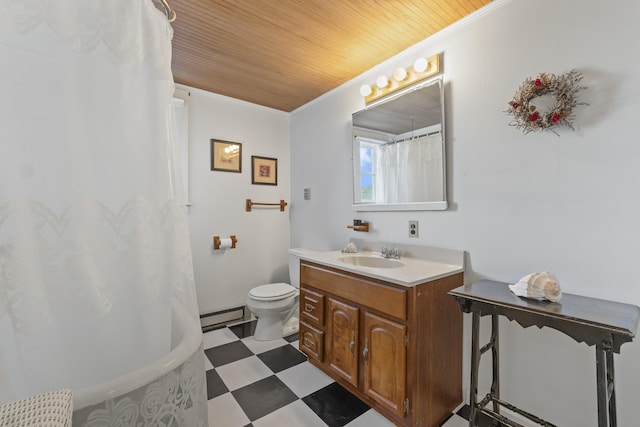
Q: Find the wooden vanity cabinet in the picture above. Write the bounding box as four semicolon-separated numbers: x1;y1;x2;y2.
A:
298;260;463;427
327;298;359;387
300;288;325;362
363;311;407;419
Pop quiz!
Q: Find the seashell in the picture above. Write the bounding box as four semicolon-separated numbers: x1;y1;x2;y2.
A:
509;272;562;302
341;242;358;253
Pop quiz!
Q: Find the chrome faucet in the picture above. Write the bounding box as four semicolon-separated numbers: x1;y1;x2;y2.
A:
380;247;400;259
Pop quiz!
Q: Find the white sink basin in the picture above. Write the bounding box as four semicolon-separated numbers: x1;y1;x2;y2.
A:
296;247;464;286
337;255;405;269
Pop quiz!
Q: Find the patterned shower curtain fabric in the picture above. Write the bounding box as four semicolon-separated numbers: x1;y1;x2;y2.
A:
375;134;444;203
0;0;199;407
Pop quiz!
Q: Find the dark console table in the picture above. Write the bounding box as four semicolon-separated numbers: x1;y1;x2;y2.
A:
449;280;639;427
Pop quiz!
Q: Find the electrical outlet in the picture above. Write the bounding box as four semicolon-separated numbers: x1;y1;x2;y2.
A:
409;220;419;238
303;188;311;200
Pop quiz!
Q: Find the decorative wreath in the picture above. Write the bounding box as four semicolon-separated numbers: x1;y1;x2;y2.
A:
506;69;586;135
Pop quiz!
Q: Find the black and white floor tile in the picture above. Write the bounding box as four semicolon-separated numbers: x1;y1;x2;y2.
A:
204;320;476;427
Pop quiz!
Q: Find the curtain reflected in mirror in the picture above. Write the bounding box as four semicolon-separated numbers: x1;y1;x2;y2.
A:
352;76;446;211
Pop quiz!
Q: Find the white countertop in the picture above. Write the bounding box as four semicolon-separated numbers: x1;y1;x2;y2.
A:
296;249;464;287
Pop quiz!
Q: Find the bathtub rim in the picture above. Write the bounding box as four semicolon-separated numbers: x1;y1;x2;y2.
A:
72;300;203;411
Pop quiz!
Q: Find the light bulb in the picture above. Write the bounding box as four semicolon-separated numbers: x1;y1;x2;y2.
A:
359;84;372;97
376;75;388;89
414;57;428;73
393;67;407;81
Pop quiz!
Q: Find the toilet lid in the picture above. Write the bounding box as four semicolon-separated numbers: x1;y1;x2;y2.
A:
249;283;297;301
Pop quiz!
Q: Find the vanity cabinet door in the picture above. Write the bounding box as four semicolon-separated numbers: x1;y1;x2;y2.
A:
327;298;359;387
363;311;407;419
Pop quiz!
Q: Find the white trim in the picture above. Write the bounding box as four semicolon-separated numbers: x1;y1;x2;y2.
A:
177;84;287;114
353;201;447;212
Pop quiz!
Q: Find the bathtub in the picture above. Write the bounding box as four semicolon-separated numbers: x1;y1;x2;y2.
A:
71;302;208;426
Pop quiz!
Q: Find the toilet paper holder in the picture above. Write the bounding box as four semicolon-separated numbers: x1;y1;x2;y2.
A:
213;235;238;250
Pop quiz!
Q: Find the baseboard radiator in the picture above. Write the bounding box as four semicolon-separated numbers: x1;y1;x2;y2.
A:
200;305;251;332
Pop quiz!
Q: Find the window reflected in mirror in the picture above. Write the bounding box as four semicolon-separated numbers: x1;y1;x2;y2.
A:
358;141;376;202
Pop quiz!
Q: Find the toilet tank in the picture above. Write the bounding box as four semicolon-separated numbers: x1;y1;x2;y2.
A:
288;248;315;289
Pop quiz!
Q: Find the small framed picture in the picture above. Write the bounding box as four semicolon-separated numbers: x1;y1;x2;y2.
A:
211;139;242;173
251;156;277;186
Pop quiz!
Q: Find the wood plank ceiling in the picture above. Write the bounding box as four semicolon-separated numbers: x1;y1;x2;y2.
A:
169;0;491;112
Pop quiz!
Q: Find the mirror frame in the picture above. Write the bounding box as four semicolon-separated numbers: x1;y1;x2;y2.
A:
351;76;447;211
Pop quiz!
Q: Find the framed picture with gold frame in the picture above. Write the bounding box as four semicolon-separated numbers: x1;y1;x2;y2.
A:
251;156;277;186
211;139;242;173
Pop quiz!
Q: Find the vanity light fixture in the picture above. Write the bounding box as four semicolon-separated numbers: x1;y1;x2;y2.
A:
376;75;389;89
413;57;428;73
393;67;407;81
360;53;441;104
359;84;373;97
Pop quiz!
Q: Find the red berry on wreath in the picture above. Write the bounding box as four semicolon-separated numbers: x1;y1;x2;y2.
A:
551;114;561;123
529;112;539;121
535;78;542;86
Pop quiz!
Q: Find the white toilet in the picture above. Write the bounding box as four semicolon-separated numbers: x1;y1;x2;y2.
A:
246;248;311;341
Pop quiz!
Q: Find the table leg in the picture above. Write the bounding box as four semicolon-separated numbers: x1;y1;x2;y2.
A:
606;346;616;427
595;344;608;427
490;314;500;417
469;312;481;427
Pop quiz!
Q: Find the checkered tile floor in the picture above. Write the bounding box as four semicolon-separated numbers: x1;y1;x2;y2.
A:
204;320;476;427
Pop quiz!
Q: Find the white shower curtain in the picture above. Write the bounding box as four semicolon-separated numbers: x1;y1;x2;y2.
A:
0;0;198;404
375;133;444;203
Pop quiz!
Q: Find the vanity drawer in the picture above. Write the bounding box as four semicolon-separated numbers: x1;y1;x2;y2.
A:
300;289;324;326
301;288;325;326
299;321;324;362
301;262;407;321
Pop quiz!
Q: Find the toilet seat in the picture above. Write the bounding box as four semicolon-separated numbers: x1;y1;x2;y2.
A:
249;283;297;301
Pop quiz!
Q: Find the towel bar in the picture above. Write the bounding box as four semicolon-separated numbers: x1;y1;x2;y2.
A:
246;199;287;212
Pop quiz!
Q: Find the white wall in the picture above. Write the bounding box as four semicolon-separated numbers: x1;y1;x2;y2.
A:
290;0;640;425
181;85;291;315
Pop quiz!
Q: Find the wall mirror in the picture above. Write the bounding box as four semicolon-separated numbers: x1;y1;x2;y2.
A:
351;76;446;211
